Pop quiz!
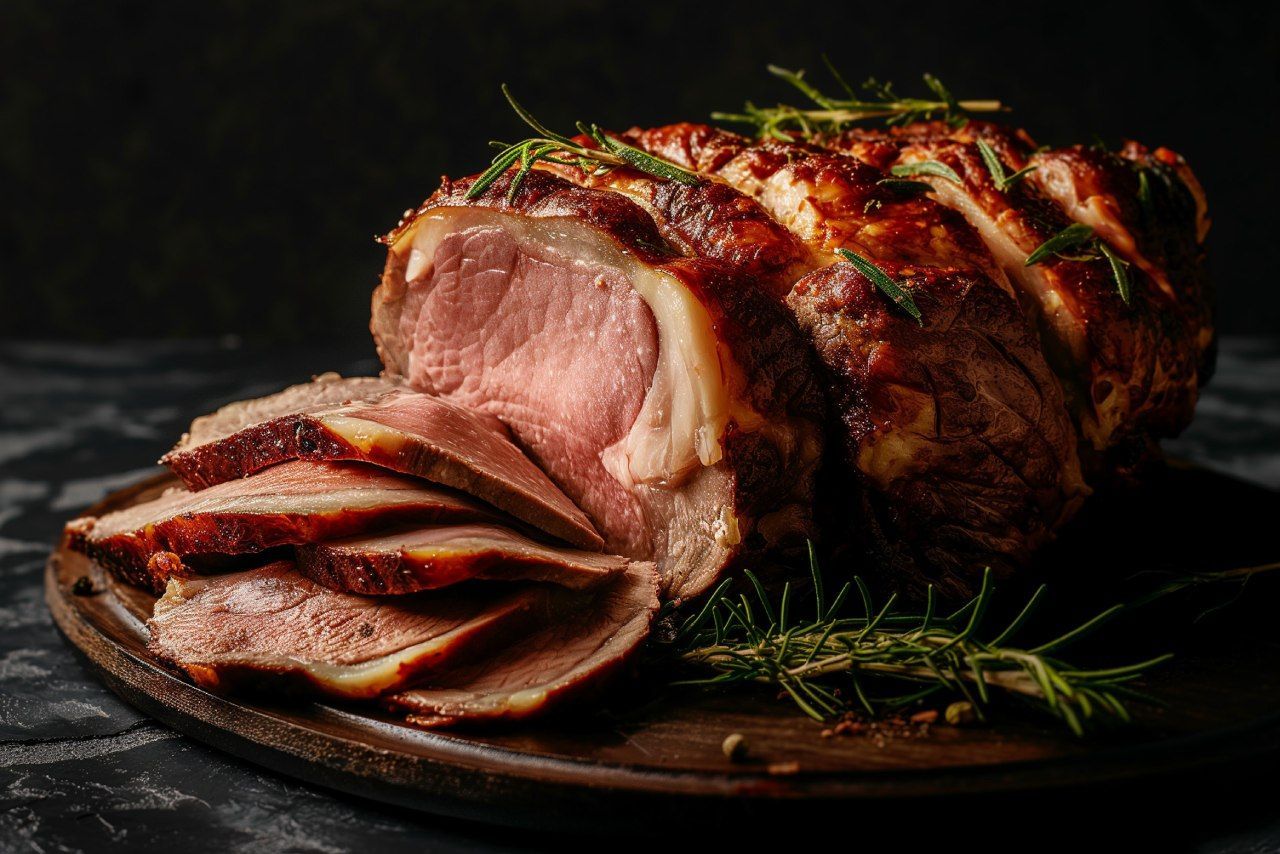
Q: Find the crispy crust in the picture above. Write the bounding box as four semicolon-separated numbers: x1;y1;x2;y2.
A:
827;124;1201;472
589;126;1087;594
789;261;1087;596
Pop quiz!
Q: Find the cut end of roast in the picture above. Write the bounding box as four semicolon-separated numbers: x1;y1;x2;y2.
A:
373;170;822;600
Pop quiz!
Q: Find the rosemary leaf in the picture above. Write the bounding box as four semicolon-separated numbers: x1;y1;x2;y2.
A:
890;160;961;183
1099;242;1133;305
922;73;964;128
975;138;1038;192
466;85;698;201
876;178;933;195
714;63;1005;140
1024;223;1096;266
1136;170;1154;220
672;549;1174;735
590;127;700;186
835;248;924;325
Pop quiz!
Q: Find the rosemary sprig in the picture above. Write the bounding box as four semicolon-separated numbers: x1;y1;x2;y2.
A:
875;178;933;195
975;139;1038;191
1024;223;1096;265
889;160;961;183
1098;243;1133;304
1126;561;1280;612
674;550;1168;736
1024;223;1134;305
835;248;923;325
468;85;700;202
712;63;1005;140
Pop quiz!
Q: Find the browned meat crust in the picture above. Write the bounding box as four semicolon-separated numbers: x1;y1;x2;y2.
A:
616;124;1084;595
788;262;1086;597
626;124;1006;288
826;123;1202;475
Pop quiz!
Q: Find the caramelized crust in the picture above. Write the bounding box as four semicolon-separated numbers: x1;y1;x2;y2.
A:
788;262;1086;596
827;123;1201;473
607;125;1085;594
625;124;1008;290
1031;142;1214;382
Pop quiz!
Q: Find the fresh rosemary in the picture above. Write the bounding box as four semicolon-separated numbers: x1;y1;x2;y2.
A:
835;248;924;325
1024;223;1134;305
889;160;961;183
468;85;700;202
712;62;1005;140
1024;223;1096;265
674;548;1168;736
975;138;1038;191
875;178;933;196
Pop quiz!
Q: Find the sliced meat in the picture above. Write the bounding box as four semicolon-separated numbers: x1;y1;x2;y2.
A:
65;461;489;593
826;122;1200;473
174;373;400;451
618;124;1084;593
372;168;824;599
148;561;572;699
788;262;1087;596
386;563;658;727
297;522;634;595
163;383;602;551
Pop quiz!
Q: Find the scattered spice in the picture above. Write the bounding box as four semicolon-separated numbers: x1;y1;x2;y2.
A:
721;732;748;762
946;701;978;726
815;711;933;743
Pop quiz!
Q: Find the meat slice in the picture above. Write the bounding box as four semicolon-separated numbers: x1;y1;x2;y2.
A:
617;125;1084;593
163;382;602;551
372;169;824;599
788;263;1086;596
172;373;400;452
826;122;1201;473
386;563;658;727
148;561;571;699
297;522;634;595
66;461;489;593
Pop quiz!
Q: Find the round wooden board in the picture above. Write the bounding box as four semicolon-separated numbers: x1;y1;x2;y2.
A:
45;466;1280;831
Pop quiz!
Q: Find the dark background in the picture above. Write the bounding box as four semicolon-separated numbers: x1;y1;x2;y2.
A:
3;0;1277;342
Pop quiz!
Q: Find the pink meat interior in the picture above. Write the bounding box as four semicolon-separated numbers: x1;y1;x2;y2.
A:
401;224;659;556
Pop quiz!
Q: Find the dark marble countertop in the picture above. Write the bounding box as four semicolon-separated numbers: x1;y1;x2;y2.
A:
2;338;1278;853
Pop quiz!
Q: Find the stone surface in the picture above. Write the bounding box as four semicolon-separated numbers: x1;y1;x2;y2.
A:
1;338;1278;852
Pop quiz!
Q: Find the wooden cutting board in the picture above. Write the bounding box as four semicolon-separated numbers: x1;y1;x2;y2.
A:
44;465;1280;830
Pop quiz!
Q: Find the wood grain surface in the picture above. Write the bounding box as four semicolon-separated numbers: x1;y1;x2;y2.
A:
44;465;1280;830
